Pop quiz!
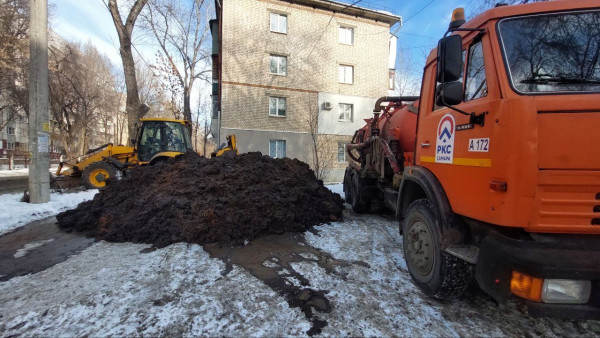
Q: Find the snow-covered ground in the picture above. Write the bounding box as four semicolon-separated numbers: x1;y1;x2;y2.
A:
325;183;343;199
0;190;97;236
0;166;60;177
0;168;29;177
0;242;310;336
0;184;598;336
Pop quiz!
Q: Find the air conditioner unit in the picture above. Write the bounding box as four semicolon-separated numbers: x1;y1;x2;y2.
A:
322;102;333;110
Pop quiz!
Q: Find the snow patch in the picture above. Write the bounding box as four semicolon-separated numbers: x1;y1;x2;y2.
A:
0;167;59;177
262;259;279;268
0;242;310;336
325;183;344;200
0;190;98;236
14;238;55;258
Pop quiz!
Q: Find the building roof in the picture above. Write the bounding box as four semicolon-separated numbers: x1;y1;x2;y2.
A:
213;0;399;26
289;0;400;26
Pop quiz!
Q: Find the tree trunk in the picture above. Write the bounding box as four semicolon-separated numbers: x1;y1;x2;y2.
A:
183;88;193;137
203;119;208;156
120;45;143;145
107;0;148;146
61;134;71;159
80;127;87;154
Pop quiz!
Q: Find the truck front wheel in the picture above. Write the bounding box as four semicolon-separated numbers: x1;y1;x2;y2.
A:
402;199;472;300
350;169;369;213
342;167;352;204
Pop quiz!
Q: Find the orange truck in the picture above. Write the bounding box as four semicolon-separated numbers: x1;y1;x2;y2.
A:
343;0;600;318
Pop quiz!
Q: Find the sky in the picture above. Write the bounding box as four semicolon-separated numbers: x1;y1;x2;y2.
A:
49;0;467;99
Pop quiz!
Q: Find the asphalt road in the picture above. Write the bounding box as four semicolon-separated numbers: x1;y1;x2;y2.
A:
0;176;28;194
0;216;95;282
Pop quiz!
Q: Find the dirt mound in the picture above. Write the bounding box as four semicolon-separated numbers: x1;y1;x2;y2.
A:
57;152;344;247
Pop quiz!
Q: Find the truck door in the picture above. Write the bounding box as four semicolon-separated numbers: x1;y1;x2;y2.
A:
417;32;500;222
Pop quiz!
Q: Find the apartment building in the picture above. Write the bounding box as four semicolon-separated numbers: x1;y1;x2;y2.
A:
0;108;29;169
211;0;399;181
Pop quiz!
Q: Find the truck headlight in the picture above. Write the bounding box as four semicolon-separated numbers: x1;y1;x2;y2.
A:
541;279;591;304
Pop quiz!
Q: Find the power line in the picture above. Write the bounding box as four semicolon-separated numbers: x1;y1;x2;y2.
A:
304;0;363;59
397;31;437;39
399;44;437;50
402;0;435;24
392;0;435;36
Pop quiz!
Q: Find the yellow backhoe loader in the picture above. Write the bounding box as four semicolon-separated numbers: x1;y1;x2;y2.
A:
211;134;238;157
54;118;193;189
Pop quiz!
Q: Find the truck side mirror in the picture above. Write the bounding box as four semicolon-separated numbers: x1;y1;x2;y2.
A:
437;35;462;83
130;138;136;147
436;82;463;106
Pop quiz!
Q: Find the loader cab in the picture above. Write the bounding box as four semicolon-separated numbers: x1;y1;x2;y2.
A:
135;119;193;163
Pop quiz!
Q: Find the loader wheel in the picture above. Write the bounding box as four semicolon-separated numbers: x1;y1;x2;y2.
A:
402;199;472;300
350;170;369;213
82;161;122;189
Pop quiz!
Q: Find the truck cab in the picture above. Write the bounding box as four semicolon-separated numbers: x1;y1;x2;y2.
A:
345;0;600;319
412;0;600;318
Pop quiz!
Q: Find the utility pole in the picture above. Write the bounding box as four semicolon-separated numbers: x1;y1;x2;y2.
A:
28;0;50;203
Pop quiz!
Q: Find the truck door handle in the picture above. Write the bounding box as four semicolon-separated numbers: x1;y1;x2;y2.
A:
421;142;430;148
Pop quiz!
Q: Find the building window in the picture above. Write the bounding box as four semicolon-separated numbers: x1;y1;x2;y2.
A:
339;26;353;45
19;128;25;137
339;65;353;84
269;55;287;76
7;142;15;150
8;127;15;135
270;13;287;34
269;140;286;158
389;69;395;90
338;143;346;163
269;97;286;117
339;103;353;122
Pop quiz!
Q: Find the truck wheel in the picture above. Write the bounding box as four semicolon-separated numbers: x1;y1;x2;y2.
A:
402;199;472;300
342;168;352;204
82;161;122;189
350;170;369;213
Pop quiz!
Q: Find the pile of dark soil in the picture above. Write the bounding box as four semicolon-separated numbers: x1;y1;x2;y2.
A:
57;152;344;247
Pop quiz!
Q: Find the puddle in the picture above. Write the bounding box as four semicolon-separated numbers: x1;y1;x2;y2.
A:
0;217;96;281
204;231;369;335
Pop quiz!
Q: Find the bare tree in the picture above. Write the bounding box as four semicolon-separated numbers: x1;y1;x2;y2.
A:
142;0;212;130
394;50;421;96
306;97;338;180
193;94;211;154
112;74;129;145
49;41;118;157
107;0;149;145
136;59;163;111
0;0;29;129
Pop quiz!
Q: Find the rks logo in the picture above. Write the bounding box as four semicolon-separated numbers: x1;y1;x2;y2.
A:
435;114;455;164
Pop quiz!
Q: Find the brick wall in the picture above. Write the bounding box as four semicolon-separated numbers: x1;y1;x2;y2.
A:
221;0;392;128
220;0;395;180
221;83;317;133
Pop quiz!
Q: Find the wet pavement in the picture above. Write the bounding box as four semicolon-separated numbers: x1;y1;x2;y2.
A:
204;231;370;335
0;216;95;281
0;176;28;194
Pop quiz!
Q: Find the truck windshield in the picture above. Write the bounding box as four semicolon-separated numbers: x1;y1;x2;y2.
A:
498;10;600;94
